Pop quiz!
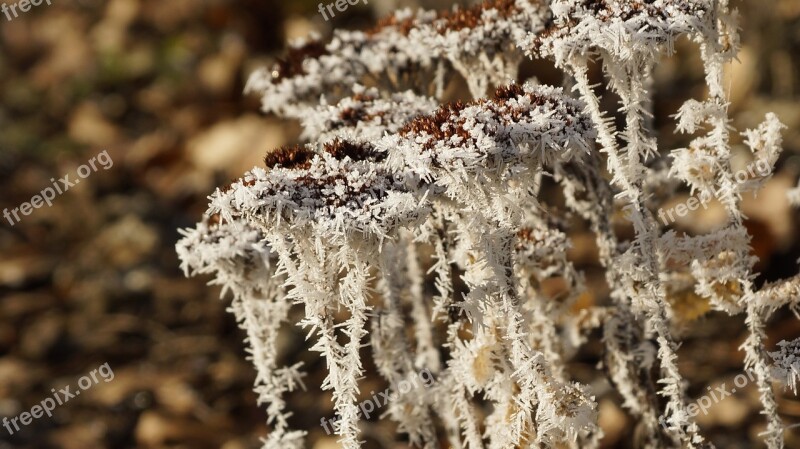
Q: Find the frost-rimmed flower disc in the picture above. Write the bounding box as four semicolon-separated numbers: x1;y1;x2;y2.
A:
211;142;429;247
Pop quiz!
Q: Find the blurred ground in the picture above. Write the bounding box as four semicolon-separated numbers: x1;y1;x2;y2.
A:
0;1;798;448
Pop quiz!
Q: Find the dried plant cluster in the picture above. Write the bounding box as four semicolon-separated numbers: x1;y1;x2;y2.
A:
177;1;800;448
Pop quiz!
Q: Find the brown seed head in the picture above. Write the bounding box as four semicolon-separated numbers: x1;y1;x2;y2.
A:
399;101;470;151
323;139;386;162
264;145;316;170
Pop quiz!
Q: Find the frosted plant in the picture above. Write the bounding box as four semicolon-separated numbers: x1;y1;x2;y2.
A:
176;217;305;448
208;142;429;449
178;0;800;448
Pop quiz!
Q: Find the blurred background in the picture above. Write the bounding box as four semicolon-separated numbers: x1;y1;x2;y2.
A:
0;0;799;448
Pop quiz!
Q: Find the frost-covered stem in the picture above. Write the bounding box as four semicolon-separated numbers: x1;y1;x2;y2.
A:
566;160;668;447
434;387;465;449
616;63;707;447
698;47;740;220
446;333;488;447
483;226;596;446
556;75;624;334
568;51;704;444
374;242;417;381
755;274;800;314
604;312;674;449
452;48;522;99
430;212;457;322
493;229;541;446
568;59;652;310
490;228;518;307
615;62;657;181
443;320;486;448
333;248;371;448
270;235;366;449
567;53;702;444
626;297;673;447
569;60;636;199
373;243;439;449
403;234;442;372
427;212;488;448
554;160;617;265
434;59;446;100
698;19;783;445
429;215;483;449
517;271;568;382
610;61;660;244
231;294;305;449
743;301;785;449
730;235;784;449
555;160;651;407
449;376;485;449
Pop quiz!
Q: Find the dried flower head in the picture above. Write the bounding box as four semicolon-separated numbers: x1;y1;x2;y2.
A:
244;11;440;118
177;216;274;299
423;0;550;96
246;0;551;118
383;83;594;222
211;146;427;247
392;83;592;173
532;0;713;61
